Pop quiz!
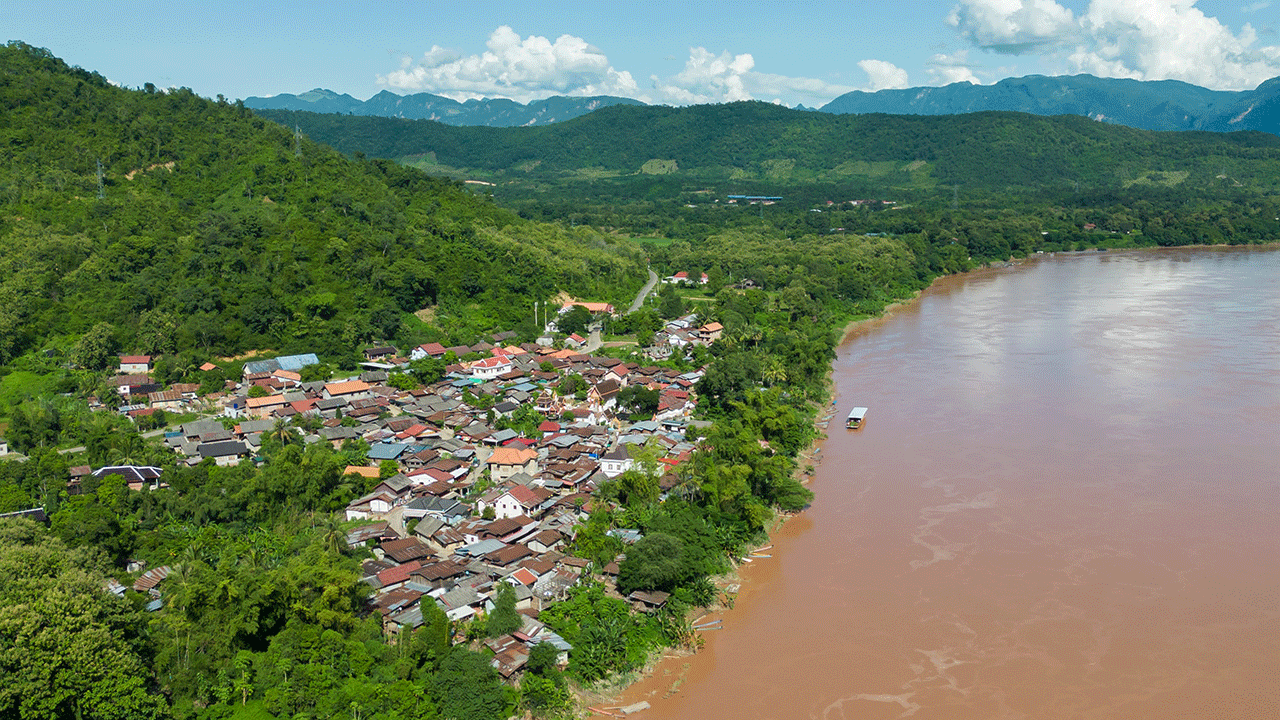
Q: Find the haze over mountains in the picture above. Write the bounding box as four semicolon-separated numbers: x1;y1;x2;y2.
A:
247;73;1280;136
242;88;643;127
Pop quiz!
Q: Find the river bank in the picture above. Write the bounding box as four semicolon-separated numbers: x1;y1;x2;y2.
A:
584;286;942;717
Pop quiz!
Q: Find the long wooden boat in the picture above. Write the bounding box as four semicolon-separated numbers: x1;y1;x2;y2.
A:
846;406;868;429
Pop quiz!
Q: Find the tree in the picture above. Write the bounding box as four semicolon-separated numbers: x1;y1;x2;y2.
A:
486;583;520;637
137;308;178;355
71;322;117;371
658;284;685;319
0;519;168;720
617;385;659;417
616;532;690;595
557;305;591;336
432;649;513;720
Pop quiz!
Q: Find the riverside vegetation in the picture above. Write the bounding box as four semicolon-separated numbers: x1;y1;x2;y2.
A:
2;41;1279;720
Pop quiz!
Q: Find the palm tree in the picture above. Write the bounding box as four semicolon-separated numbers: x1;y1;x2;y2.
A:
320;515;346;556
266;420;297;449
110;432;147;466
762;358;788;387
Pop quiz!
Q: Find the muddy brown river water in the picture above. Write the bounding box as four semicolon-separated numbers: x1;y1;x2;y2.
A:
609;248;1280;719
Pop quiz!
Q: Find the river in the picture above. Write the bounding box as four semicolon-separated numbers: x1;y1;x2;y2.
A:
609;247;1280;719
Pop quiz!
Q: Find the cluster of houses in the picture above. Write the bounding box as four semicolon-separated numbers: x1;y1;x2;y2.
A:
645;313;723;361
93;336;715;679
317;342;708;676
94;354;212;419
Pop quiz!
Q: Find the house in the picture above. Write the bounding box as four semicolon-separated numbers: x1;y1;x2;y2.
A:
565;333;586;349
197;440;249;467
0;438;8;456
146;390;185;411
599;445;635;478
363;346;398;362
242;353;320;378
119;355;152;374
323;380;372;401
477;488;525;520
588;379;621;412
410;342;448;361
560;301;614;316
486;446;539;483
470;356;513;380
91;465;163;490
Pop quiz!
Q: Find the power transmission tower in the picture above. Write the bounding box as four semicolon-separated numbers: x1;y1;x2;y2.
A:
96;159;105;200
294;124;302;158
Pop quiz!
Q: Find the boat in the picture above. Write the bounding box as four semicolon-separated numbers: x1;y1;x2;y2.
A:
846;406;868;430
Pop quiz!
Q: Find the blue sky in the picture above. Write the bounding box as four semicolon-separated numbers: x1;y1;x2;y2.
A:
8;1;1280;107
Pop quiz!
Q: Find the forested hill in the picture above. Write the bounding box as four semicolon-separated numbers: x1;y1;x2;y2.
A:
0;42;646;365
255;101;1280;193
820;73;1280;136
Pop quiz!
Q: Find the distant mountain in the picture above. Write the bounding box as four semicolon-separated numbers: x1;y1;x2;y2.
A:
820;74;1280;135
243;88;646;127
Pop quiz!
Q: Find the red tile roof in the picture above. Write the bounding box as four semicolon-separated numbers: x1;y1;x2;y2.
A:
376;560;422;586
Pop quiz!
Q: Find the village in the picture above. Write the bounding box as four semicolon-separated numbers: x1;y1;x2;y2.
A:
83;299;729;683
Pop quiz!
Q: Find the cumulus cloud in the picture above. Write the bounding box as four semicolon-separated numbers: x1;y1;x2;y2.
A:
949;0;1077;54
949;0;1280;90
381;28;856;106
857;59;911;90
379;26;639;103
927;51;982;84
643;47;861;105
651;48;755;103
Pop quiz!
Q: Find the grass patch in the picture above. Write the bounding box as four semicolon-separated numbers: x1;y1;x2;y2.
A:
1124;170;1190;188
832;160;897;178
224;700;276;719
0;371;56;413
640;159;678;175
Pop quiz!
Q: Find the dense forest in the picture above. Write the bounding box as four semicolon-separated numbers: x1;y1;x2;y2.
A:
0;42;647;371
255;102;1280;192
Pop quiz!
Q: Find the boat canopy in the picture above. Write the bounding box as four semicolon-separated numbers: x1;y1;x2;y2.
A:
847;407;868;421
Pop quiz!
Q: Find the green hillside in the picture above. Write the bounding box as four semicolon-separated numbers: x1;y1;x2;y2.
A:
0;42;646;366
255;102;1280;193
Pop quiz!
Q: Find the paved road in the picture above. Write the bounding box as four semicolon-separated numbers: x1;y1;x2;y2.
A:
628;267;659;314
583;325;604;354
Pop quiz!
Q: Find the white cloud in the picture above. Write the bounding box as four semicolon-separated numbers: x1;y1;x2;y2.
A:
651;48;858;104
378;26;639;103
927;51;983;84
949;0;1078;54
857;59;911;90
949;0;1280;90
650;48;756;103
381;29;856;106
1068;0;1280;89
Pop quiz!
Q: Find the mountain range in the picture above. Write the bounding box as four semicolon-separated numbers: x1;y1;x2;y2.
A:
242;88;644;127
247;74;1280;136
819;74;1280;135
